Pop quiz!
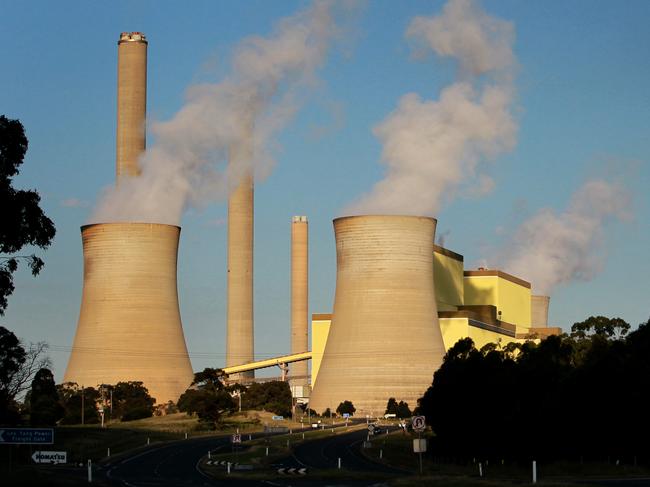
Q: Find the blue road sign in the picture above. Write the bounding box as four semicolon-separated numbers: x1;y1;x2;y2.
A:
0;428;54;445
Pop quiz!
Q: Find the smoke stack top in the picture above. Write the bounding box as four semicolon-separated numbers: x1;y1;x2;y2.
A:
92;1;351;226
119;32;147;44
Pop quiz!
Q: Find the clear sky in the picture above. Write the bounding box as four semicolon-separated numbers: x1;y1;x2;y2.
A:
1;0;648;382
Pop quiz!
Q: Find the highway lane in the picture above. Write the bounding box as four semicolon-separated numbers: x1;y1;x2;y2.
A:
103;435;241;487
276;426;406;475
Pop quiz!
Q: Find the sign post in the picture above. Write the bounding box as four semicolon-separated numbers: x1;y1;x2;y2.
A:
0;428;54;445
31;451;67;464
411;416;426;475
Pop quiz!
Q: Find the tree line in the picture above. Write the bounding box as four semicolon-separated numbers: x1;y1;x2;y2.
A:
418;316;650;463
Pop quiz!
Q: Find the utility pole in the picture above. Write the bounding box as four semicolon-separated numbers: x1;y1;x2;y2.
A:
81;385;85;426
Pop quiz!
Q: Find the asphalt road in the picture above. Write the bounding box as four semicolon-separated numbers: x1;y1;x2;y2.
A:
99;425;402;486
103;435;228;486
275;426;406;475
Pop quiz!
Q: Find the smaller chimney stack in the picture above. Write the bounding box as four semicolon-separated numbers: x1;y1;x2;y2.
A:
531;295;550;327
290;216;309;388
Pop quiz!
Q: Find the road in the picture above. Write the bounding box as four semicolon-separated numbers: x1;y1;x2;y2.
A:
98;425;402;486
103;435;229;486
275;426;405;475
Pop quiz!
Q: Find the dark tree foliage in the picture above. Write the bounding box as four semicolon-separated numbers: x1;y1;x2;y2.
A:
241;380;292;417
321;407;332;417
396;400;411;418
0;115;56;314
109;381;155;421
385;397;398;415
336;400;356;416
57;383;100;424
0;325;26;424
418;316;650;463
29;368;63;425
177;368;236;428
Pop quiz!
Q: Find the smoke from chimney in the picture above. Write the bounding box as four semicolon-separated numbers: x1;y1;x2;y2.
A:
500;179;630;295
91;1;349;225
346;0;517;216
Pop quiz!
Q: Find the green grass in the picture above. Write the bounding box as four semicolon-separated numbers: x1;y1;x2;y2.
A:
362;431;650;483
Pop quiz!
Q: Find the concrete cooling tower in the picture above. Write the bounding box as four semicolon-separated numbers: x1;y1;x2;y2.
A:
309;215;446;416
531;295;550;327
116;32;147;179
290;216;309;387
64;223;194;404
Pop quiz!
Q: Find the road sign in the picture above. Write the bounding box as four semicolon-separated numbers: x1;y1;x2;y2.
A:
0;428;54;445
232;433;241;444
272;415;284;421
368;423;375;432
342;413;350;418
413;439;427;453
411;416;426;432
32;451;67;464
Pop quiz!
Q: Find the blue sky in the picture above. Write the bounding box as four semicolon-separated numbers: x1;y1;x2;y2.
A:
1;0;648;381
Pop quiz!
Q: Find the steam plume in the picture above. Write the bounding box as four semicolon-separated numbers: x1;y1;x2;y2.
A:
346;0;516;216
92;1;346;225
501;180;630;295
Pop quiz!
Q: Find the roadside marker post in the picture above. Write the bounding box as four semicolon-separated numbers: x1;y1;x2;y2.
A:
87;459;92;483
338;457;341;469
479;462;483;477
107;448;110;458
532;460;537;484
227;462;231;474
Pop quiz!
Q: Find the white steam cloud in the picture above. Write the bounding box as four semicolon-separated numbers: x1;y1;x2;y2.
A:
346;0;517;216
500;180;630;295
92;1;347;225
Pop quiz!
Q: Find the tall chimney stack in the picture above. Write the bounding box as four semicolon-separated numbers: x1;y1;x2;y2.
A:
116;32;147;179
290;216;309;387
226;138;254;381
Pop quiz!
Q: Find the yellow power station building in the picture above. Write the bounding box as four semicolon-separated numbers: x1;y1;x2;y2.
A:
311;244;561;388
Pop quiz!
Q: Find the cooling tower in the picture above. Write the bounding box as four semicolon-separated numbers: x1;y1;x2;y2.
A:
64;223;194;404
531;295;550;327
309;215;446;416
116;32;147;179
290;216;309;387
226;137;254;380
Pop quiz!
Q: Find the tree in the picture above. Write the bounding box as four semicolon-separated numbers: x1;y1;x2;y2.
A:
0;326;50;425
385;397;398;415
57;383;100;424
571;315;630;340
336;400;355;416
111;381;155;421
241;380;292;417
178;368;236;428
396;400;411;418
29;368;63;425
0;115;56;314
